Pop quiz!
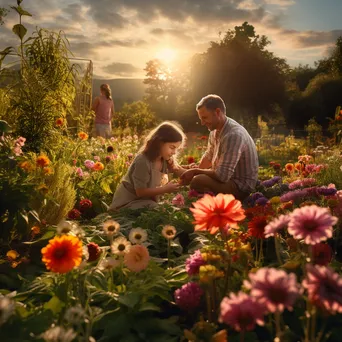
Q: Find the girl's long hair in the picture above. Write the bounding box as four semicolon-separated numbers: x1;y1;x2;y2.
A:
139;121;186;161
100;84;112;100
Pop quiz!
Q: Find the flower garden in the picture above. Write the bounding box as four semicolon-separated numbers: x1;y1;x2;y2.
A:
1;121;342;342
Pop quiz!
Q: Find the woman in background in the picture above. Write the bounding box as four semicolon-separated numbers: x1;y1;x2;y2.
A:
92;84;114;138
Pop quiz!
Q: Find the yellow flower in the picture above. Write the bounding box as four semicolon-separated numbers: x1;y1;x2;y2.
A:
269;196;281;205
6;250;19;260
199;265;224;283
201;252;222;262
78;132;88;140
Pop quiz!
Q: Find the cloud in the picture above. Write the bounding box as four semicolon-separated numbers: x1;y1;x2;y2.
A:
263;0;295;6
280;29;342;48
102;62;140;77
83;0;269;28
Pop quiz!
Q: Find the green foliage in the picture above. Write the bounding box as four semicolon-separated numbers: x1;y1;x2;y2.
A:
0;7;9;26
315;153;342;190
113;101;157;135
34;160;76;225
305;118;323;147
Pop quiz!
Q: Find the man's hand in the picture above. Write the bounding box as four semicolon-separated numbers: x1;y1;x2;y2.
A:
180;169;198;185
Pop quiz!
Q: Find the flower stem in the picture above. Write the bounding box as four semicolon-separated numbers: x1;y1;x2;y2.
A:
275;310;282;338
240;330;245;342
274;235;283;265
167;240;171;268
206;289;212;322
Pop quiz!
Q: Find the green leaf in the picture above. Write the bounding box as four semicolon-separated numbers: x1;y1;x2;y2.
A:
12;24;27;40
43;296;64;314
23;229;55;244
10;6;32;17
138;302;161;312
117;292;141;308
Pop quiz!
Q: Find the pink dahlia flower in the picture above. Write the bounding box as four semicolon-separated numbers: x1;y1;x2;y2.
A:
174;282;203;311
288;205;338;245
244;267;302;313
303;264;342;314
264;214;291;237
219;292;265;332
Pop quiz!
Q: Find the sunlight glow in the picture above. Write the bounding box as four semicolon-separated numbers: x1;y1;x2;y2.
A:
155;48;177;64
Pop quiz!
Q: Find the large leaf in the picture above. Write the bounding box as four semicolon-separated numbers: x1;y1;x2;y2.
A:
43;295;64;314
12;24;27;40
23;229;55;244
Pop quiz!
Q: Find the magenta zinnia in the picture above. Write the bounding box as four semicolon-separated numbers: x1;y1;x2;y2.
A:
174;282;203;311
244;267;302;313
288;205;338;245
185;250;206;276
219;292;265;332
303;264;342;314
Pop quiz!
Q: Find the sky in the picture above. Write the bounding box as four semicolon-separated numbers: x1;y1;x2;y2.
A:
0;0;342;79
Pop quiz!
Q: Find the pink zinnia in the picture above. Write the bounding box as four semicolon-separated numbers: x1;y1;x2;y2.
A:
84;160;94;170
124;244;150;272
288;205;338;245
172;194;185;207
264;214;291;238
185;250;206;276
303;264;342;314
219;292;265;332
244;268;302;313
174;282;203;311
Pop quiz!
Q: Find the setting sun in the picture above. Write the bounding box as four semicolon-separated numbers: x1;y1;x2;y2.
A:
155;48;177;64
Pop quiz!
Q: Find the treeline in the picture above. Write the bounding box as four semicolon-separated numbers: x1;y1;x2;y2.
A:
142;22;342;135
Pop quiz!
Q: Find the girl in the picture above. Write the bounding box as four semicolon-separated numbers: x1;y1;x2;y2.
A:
109;121;187;211
92;84;114;138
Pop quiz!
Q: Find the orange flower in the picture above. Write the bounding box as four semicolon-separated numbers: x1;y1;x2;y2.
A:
55;118;64;127
43;167;53;175
78;132;88;140
190;194;246;234
285;163;294;173
41;235;83;273
36;155;50;168
6;250;19;261
19;161;35;172
31;226;41;235
247;216;268;239
294;162;304;172
93;161;104;171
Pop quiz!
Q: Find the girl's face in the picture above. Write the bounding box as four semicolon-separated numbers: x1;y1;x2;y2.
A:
160;141;182;160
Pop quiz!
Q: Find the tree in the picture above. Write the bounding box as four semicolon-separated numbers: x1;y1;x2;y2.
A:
315;36;342;76
190;22;289;134
0;7;9;26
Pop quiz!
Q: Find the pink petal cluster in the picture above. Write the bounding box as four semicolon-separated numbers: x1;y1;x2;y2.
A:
264;214;291;237
303;264;342;314
244;268;302;313
185;250;206;276
174;282;203;311
172;194;185;207
288;205;338;245
84;160;95;170
124;245;150;272
219;292;265;332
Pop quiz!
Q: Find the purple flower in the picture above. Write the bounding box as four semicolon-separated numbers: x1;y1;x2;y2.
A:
252;192;264;201
255;197;269;206
288;205;338;245
185;250;205;276
84;160;95;169
174;282;203;311
261;179;275;188
244;268;302;313
317;186;337;196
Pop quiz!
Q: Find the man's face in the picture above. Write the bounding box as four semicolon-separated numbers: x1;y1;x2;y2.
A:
197;107;220;131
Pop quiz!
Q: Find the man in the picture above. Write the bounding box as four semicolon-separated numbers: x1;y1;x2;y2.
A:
180;94;258;201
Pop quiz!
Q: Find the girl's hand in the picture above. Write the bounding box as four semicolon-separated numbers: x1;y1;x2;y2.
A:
163;180;180;193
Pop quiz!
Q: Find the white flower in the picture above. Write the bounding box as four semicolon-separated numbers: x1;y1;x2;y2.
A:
0;296;15;326
162;225;177;240
129;228;148;244
56;220;84;238
64;305;85;325
98;257;121;271
41;325;76;342
103;220;120;236
111;237;131;255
